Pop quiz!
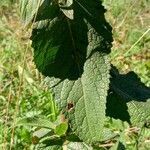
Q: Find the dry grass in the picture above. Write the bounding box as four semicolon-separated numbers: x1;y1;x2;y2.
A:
104;0;150;86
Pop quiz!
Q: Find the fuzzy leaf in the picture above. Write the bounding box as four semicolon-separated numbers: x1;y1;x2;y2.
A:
35;136;64;149
64;142;93;150
31;0;112;143
33;128;51;139
107;67;150;125
59;0;73;7
46;52;110;142
31;0;112;79
101;128;119;142
59;0;74;19
35;144;62;150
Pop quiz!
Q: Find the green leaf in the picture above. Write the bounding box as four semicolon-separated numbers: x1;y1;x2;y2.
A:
59;0;74;19
110;141;125;150
33;128;51;139
35;136;64;150
31;0;112;143
17;116;56;129
107;66;150;125
31;0;112;79
55;122;68;136
59;0;73;7
46;52;110;142
64;142;93;150
101;128;119;142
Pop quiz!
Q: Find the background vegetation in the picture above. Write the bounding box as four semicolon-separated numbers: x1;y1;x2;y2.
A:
0;0;150;149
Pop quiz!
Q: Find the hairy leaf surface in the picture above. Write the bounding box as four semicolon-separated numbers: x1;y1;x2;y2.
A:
46;52;110;142
106;67;150;125
59;0;74;19
35;144;62;150
30;0;112;143
31;0;112;79
20;0;59;26
64;142;93;150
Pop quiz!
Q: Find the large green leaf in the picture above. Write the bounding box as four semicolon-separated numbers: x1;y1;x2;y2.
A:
46;52;110;142
31;0;112;79
106;67;150;125
31;0;112;143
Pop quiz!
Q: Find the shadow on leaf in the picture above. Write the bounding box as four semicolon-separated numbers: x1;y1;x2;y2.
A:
31;0;112;80
106;66;150;124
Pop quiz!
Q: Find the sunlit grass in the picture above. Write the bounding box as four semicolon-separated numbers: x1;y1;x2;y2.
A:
104;0;150;87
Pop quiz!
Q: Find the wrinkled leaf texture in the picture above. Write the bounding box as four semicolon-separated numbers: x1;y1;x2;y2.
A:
59;0;74;20
26;0;113;143
20;0;150;145
106;66;150;125
65;142;93;150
